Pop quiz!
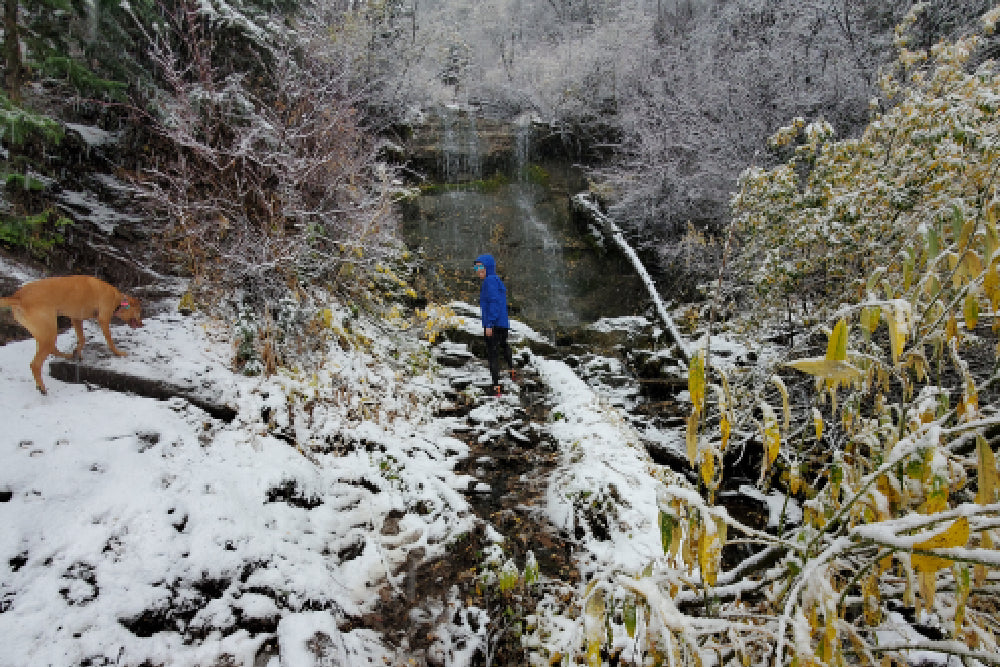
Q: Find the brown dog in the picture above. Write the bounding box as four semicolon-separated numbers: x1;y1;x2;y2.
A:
0;276;142;394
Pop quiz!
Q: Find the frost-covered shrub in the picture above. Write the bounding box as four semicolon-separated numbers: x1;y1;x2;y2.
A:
543;9;1000;666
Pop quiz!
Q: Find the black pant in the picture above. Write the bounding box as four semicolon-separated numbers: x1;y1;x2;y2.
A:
485;327;513;387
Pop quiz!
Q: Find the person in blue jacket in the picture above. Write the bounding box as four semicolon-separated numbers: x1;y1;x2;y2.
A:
474;253;515;395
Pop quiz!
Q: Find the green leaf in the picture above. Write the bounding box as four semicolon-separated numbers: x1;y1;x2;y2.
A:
963;292;979;330
927;225;941;259
860;306;881;340
623;599;637;638
0;94;63;146
659;510;676;555
951;205;965;241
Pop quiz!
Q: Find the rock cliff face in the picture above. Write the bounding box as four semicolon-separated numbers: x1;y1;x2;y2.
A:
402;107;534;183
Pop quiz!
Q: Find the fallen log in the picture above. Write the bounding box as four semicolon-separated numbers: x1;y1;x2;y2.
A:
49;360;237;423
571;193;691;363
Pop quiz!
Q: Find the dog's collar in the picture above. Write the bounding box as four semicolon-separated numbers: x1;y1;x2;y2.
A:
118;300;130;310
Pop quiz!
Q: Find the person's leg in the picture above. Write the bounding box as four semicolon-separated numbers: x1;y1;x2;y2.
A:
485;330;501;389
497;327;514;380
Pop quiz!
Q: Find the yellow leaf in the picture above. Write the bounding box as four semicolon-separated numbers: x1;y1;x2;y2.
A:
987;198;1000;230
720;413;731;450
946;250;960;271
772;374;790;432
812;407;823;441
698;517;726;587
786;357;863;383
584;589;605;667
923;273;941;300
917;569;936;615
963;251;983;278
984;263;1000;311
819;612;837;662
920;479;949;514
958;382;978;422
826;318;849;361
986;225;999;264
860;306;881;340
762;403;780;470
688;349;706;412
959;220;977;252
911;517;970;574
963;292;979;330
977;436;998;505
862;573;882;626
945;314;959;344
906;350;928;382
887;303;910;364
687;409;699;467
877;552;893;575
876;474;901;512
974;531;992;586
700;449;718;491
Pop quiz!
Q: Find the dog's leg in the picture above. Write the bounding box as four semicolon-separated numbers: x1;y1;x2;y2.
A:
70;319;86;359
98;318;127;357
48;320;84;360
10;308;54;394
29;333;58;395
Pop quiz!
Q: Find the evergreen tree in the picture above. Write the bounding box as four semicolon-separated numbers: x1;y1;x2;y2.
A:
0;0;126;256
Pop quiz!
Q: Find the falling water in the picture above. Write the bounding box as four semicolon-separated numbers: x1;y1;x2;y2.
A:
514;114;533;174
400;109;645;334
437;106;482;183
512;184;575;327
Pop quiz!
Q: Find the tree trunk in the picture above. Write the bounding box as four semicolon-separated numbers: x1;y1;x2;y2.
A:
3;0;21;101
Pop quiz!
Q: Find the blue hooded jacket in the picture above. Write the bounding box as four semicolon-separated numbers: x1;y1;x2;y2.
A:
475;254;510;329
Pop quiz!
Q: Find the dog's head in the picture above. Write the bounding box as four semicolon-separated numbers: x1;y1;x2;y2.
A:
116;296;143;328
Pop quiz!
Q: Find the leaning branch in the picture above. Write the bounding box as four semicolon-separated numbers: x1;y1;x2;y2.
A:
572;193;691;362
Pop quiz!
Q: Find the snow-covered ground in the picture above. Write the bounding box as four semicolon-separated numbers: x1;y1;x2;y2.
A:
0;298;486;665
0;276;684;666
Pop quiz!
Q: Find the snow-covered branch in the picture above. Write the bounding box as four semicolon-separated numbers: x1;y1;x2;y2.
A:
572;192;690;362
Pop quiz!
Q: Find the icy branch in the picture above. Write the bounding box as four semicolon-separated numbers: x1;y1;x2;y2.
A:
572;193;691;362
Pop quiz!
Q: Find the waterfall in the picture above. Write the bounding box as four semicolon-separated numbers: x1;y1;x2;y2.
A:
401;109;647;333
466;115;482;181
514;184;575;327
436;106;482;183
514;114;533;177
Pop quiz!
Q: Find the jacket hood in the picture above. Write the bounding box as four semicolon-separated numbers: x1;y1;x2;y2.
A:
475;254;497;276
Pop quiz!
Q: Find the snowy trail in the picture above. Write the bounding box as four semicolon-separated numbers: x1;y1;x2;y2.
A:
1;307;478;666
0;290;689;666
